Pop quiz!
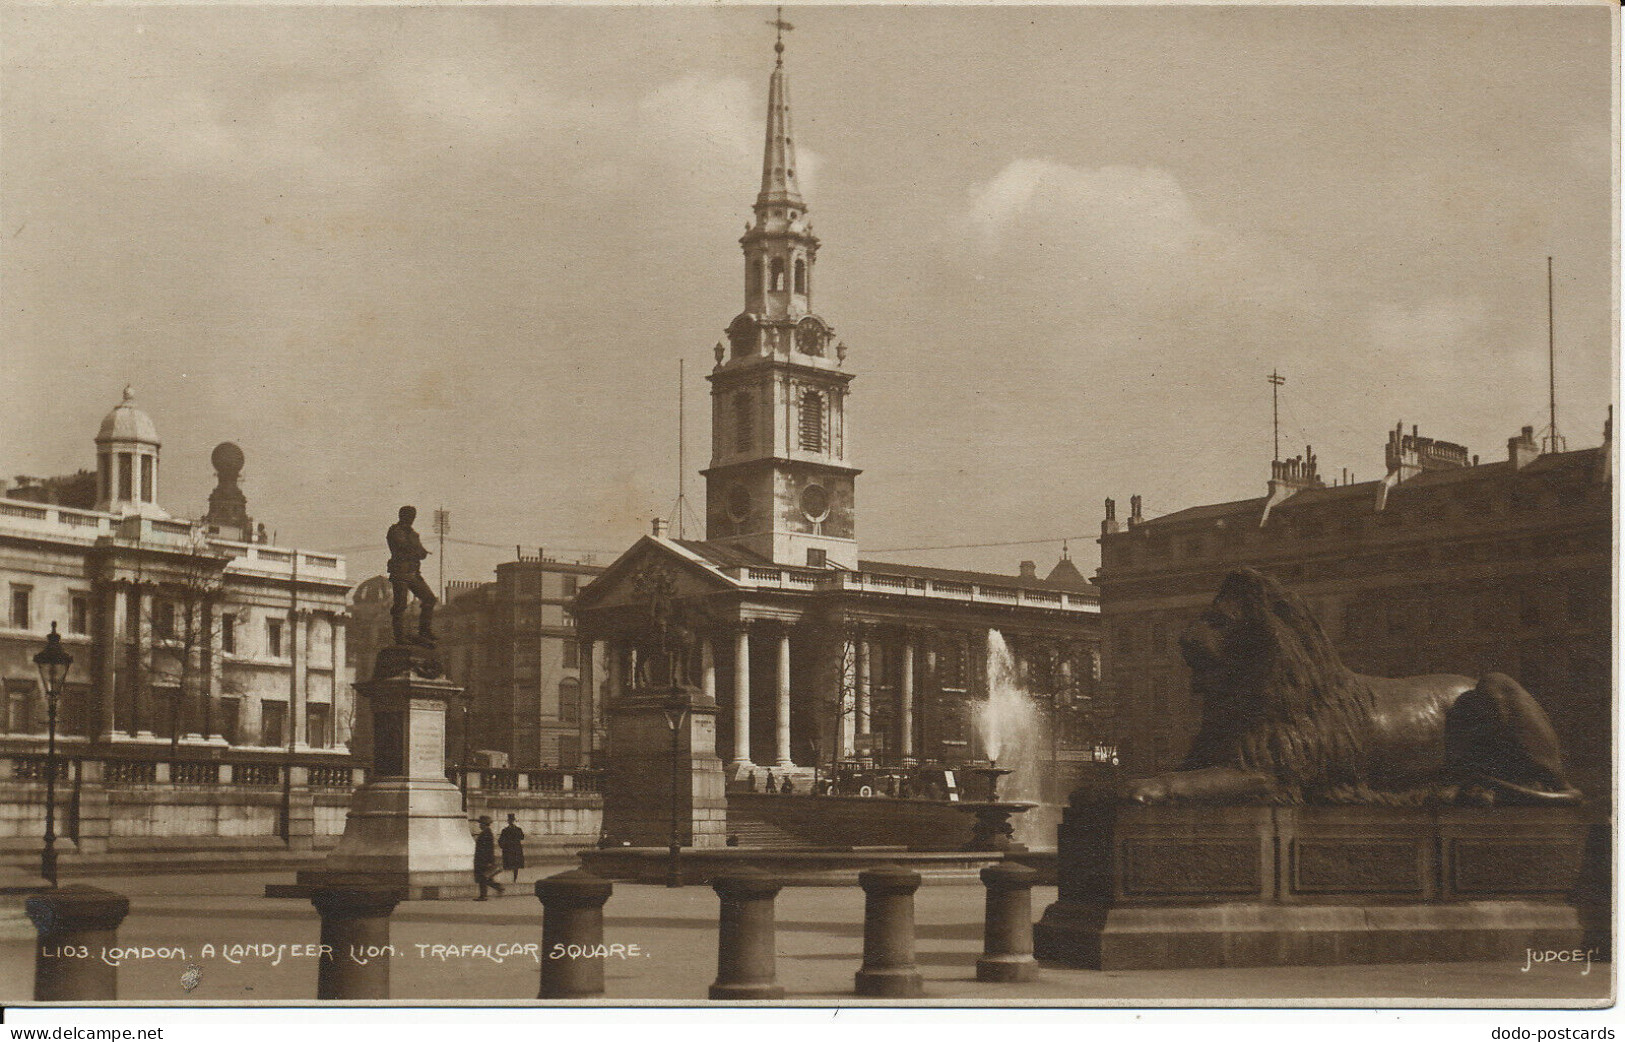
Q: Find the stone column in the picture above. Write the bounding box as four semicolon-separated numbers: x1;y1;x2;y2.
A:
200;601;216;740
292;611;310;748
578;638;597;759
130;585;150;735
899;637;916;763
856;639;872;739
605;640;623;703
774;627;793;767
100;583;124;738
839;633;857;758
27;886;131;1001
701;635;717;706
731;626;752;768
332;616;349;746
311;885;403;999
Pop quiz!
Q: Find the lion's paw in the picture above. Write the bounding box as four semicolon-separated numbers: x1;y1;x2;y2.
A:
1120;777;1173;804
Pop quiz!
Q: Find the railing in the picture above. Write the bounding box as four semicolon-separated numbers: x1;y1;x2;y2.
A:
307;765;353;788
11;756;69;781
58;510;103;528
0;502;49;520
170;762;220;785
234;763;283;787
151;519;193;536
104;761;158;785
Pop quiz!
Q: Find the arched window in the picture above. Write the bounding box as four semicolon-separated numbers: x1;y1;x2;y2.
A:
770;257;786;292
794;257;806;294
734;392;752;453
747;256;760;296
799;389;824;452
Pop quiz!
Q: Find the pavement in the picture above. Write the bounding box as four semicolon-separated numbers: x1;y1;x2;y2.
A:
0;863;1612;1008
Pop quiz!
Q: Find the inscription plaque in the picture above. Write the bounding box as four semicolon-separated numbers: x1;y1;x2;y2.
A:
1121;840;1260;896
1451;839;1583;894
1293;840;1422;894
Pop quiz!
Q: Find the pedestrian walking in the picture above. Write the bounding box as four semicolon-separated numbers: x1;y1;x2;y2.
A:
474;816;505;900
499;813;526;883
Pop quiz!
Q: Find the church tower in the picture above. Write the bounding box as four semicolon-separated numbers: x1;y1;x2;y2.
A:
703;30;859;569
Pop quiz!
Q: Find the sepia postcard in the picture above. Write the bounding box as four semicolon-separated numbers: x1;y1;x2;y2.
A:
0;0;1616;1029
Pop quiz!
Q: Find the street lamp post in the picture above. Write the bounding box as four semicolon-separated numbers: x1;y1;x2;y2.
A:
662;687;688;889
34;622;73;888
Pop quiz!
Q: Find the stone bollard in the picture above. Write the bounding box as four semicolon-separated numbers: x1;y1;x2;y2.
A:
310;885;404;1000
854;866;924;998
977;863;1039;982
26;886;130;1002
709;868;785;1000
536;868;613;998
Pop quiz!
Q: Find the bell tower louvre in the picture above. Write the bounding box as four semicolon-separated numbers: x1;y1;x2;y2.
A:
702;27;860;570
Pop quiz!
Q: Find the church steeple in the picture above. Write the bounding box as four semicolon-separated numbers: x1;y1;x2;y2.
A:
704;19;859;570
756;33;805;214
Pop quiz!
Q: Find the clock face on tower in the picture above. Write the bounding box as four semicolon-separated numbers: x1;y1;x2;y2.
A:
796;316;825;356
799;484;831;523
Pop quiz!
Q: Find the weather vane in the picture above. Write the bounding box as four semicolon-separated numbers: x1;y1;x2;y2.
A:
768;6;794;58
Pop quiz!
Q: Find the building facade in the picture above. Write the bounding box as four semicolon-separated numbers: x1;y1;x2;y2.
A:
0;390;354;759
437;553;606;769
1098;419;1612;801
574;38;1104;792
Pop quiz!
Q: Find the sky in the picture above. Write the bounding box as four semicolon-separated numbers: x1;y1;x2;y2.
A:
2;3;1615;586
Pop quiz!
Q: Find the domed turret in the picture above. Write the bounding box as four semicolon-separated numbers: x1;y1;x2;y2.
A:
203;441;252;538
94;386;168;518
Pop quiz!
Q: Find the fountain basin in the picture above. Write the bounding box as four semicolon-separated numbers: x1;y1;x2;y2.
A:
577;845;1020;887
956;800;1040;852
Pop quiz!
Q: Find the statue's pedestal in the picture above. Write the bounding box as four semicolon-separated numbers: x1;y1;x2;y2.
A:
269;647;475;900
1034;800;1609;969
600;686;726;850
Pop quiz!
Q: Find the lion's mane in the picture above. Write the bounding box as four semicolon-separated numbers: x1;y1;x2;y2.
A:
1179;568;1392;802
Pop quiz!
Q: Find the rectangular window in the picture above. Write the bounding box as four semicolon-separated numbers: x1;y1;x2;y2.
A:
799;391;824;451
140;455;154;502
69;595;90;636
260;700;287;747
220;614;236;654
118;453;133;501
154;600;175;641
559;679;580;724
561;575;578;598
306;704;331;749
806;547;827;568
4;681;35;733
9;586;31;630
558;736;581;769
267;618;284;658
562;639;579;669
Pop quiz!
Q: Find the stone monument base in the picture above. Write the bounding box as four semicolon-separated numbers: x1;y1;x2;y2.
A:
1033;801;1608;970
266;647;476;900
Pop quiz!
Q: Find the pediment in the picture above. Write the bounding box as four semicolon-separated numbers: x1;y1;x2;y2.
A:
573;537;739;615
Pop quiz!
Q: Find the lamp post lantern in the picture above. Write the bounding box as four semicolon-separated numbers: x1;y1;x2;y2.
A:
33;622;73;888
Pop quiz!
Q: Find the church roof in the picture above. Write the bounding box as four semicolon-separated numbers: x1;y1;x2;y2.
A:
95;386;159;445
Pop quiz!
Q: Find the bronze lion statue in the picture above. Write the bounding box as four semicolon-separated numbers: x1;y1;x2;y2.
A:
1122;568;1581;805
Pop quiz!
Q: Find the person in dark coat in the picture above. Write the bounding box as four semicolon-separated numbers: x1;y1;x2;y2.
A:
473;815;504;900
498;813;526;883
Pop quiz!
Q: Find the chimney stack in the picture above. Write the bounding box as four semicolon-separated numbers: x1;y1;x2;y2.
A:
1508;426;1539;470
652;518;670;538
1018;560;1037;579
1102;497;1120;536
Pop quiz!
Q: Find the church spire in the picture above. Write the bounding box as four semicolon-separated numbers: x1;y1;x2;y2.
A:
756;9;804;213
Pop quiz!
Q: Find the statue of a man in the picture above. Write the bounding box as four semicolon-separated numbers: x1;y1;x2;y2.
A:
387;505;437;646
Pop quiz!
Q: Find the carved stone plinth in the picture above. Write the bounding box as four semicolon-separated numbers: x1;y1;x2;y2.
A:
273;647;474;900
1033;800;1609;970
600;687;726;851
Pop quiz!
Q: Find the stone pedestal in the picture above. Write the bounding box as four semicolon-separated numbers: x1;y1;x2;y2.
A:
600;686;726;850
1033;799;1607;970
280;647;475;900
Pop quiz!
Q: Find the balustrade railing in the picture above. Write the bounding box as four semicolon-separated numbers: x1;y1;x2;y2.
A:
169;762;220;785
234;763;283;787
103;761;158;786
